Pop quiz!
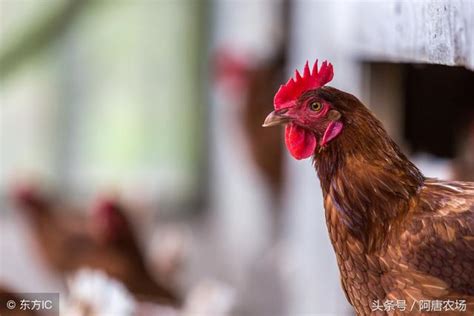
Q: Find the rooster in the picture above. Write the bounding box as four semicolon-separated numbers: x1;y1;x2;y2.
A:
263;60;474;315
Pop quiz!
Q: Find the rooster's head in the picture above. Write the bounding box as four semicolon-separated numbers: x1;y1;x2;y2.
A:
263;60;343;160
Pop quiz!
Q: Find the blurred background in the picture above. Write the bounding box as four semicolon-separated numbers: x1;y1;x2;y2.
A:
1;1;473;315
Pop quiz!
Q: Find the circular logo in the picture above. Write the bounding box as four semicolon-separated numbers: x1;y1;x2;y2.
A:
6;299;16;310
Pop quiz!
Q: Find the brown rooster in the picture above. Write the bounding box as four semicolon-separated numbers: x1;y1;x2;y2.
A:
263;60;474;315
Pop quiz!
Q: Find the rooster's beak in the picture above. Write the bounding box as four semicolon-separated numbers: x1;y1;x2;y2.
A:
262;110;290;127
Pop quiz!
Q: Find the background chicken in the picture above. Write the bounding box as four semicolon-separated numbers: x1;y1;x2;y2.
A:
86;197;180;306
214;51;286;199
11;183;93;273
11;184;180;306
214;0;291;204
263;60;474;315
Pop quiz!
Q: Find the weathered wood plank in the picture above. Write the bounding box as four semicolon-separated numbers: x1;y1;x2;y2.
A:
356;0;474;70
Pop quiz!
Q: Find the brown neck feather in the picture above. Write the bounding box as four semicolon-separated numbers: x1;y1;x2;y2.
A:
313;89;424;250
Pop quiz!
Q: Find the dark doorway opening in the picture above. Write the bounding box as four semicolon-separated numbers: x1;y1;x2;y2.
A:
404;64;474;158
365;62;474;159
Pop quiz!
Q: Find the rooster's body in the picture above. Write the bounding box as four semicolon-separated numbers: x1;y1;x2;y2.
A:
316;88;474;315
263;61;474;315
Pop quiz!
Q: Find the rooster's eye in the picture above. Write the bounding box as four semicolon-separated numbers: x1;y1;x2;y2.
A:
309;101;323;112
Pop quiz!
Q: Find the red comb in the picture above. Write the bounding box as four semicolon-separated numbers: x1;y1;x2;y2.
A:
274;60;333;110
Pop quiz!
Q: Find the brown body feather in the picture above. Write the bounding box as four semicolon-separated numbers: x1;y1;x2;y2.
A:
313;87;474;315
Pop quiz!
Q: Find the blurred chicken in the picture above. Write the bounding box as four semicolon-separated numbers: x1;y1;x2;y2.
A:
11;182;93;273
214;51;286;199
214;1;290;201
241;54;286;197
85;197;180;306
11;184;180;306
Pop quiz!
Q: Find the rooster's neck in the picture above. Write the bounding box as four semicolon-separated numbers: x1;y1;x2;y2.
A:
313;109;424;250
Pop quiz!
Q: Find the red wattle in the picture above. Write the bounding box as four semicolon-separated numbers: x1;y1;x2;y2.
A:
285;123;317;160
